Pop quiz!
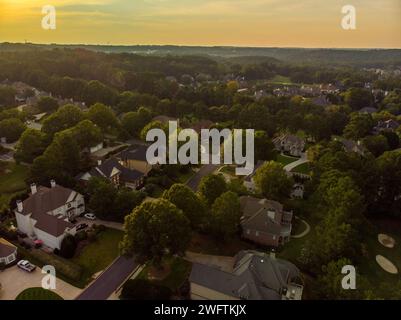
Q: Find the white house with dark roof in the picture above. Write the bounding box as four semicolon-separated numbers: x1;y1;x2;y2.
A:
14;181;84;250
189;250;303;300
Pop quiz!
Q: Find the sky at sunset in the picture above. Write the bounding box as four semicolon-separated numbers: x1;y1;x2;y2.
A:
0;0;400;48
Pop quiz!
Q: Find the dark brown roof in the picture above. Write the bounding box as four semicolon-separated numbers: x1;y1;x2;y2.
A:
33;214;74;237
17;185;77;237
0;239;17;258
20;185;75;217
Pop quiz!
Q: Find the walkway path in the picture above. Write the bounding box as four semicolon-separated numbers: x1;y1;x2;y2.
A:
284;152;309;172
291;216;311;239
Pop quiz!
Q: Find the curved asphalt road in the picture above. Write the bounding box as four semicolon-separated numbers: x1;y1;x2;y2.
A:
186;164;220;191
76;160;219;300
76;256;139;300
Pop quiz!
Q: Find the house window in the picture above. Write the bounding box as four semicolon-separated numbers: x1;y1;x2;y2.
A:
246;229;250;235
255;231;259;237
273;235;276;240
268;210;276;220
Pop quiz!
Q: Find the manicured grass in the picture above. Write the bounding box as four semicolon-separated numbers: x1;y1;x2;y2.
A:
72;228;124;283
16;287;63;300
291;162;311;175
139;257;192;291
268;75;293;85
355;219;401;297
219;165;237;176
0;161;29;211
276;154;299;166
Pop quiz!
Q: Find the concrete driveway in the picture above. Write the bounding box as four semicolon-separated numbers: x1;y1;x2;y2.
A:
0;265;81;300
76;217;123;231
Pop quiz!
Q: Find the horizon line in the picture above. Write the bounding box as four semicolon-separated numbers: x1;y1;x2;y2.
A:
2;42;401;51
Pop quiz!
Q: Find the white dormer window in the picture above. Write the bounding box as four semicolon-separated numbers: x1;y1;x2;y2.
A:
267;210;275;220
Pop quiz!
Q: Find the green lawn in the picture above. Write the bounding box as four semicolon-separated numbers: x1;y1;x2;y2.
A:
0;161;29;211
72;228;124;284
268;75;293;85
355;219;401;297
276;154;299;166
138;256;192;291
219;165;237;176
16;287;63;300
291;162;311;175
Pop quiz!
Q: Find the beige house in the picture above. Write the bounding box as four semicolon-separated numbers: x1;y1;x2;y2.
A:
189;250;303;300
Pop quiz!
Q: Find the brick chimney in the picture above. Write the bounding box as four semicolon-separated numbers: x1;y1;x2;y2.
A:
30;183;37;195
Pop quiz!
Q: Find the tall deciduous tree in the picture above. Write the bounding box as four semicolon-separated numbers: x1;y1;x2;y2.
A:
253;161;293;201
163;184;206;229
87;103;119;132
0;118;26;143
15;128;46;163
120;199;191;264
198;174;227;206
211;191;241;240
42;104;84;138
37;96;59;113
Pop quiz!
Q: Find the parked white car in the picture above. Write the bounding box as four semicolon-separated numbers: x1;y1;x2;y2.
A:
84;213;97;220
17;260;36;273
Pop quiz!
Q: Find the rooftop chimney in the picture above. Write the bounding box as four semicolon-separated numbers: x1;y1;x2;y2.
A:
30;183;37;195
50;180;56;188
17;200;23;212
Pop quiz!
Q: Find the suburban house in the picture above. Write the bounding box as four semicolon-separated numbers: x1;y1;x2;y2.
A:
335;137;366;156
240;196;293;247
0;238;17;266
117;145;153;175
273;134;305;157
189;250;303;300
373;119;400;133
77;157;144;189
14;181;84;250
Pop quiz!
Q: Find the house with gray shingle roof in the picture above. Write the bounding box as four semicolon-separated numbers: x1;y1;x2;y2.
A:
14;181;84;250
273;134;305;157
240;196;293;247
189;250;303;300
77;157;144;189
